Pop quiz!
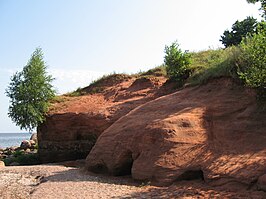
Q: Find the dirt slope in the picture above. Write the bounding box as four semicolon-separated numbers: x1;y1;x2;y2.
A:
86;78;266;189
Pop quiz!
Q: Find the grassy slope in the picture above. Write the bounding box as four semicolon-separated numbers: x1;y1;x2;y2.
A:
64;47;241;97
187;47;240;85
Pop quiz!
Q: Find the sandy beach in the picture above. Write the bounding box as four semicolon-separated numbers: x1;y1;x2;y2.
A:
1;163;265;199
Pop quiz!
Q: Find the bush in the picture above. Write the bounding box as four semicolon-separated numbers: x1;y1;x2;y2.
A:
238;28;266;92
164;41;191;84
3;151;40;166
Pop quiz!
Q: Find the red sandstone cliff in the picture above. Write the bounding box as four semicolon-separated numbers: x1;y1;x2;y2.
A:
38;74;266;192
38;75;173;162
86;78;266;189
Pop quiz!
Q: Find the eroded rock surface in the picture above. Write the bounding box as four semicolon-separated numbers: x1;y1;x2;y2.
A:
258;174;266;192
86;78;266;187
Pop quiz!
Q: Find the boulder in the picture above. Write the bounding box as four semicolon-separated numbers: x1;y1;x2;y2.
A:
29;140;36;148
9;146;18;152
25;148;31;153
20;140;31;150
258;174;266;192
86;78;266;186
10;162;20;166
30;133;38;143
4;147;16;155
0;161;5;167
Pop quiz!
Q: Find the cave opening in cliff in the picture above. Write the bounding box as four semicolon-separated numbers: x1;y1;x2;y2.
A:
113;151;133;176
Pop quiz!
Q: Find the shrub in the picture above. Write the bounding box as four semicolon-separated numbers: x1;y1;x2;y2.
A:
238;28;266;93
3;152;40;166
164;41;191;84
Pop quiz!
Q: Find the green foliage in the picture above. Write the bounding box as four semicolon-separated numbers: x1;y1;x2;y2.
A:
4;152;40;166
5;48;55;132
237;27;266;91
12;150;24;157
164;41;191;84
220;17;258;48
83;73;131;94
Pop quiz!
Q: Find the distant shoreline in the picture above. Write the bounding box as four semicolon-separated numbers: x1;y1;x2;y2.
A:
0;132;31;149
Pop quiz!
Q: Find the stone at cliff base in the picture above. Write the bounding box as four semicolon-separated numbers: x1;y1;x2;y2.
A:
25;149;31;153
10;162;20;166
0;161;5;167
29;140;36;147
20;140;31;150
258;174;266;192
30;133;38;143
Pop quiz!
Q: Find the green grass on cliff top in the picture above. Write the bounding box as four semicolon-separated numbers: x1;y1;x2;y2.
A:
65;47;240;97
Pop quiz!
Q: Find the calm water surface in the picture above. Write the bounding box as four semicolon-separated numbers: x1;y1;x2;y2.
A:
0;133;31;148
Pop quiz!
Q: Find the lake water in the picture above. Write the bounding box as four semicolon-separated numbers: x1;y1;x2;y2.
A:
0;133;31;148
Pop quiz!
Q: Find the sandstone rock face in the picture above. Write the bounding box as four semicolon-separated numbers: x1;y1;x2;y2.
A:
258;174;266;192
86;78;266;186
38;112;112;163
38;76;169;163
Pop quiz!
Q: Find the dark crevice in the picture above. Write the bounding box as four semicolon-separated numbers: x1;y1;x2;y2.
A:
89;163;109;174
176;170;204;181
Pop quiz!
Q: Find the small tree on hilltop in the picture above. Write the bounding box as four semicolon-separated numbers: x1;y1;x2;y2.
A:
220;16;258;48
164;41;191;84
6;48;55;132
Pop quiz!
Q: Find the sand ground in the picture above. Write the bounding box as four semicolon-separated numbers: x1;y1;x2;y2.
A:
0;164;265;199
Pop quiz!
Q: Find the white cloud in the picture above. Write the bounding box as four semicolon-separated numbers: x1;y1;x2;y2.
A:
0;67;105;94
48;68;105;94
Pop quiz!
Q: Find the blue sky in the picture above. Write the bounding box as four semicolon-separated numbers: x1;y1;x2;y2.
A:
0;0;261;132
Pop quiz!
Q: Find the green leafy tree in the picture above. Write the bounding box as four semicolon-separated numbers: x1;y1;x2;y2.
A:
164;41;191;83
6;48;55;132
220;17;258;48
238;24;266;95
246;0;266;18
